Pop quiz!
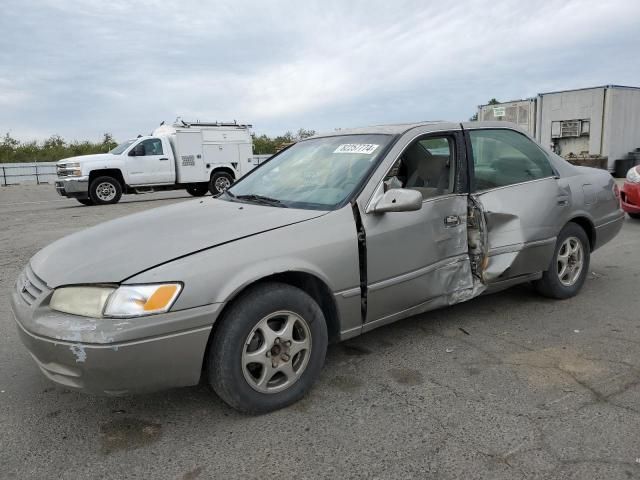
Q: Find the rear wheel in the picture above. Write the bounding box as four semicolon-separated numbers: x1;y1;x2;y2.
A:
75;198;94;206
208;282;328;414
209;171;234;195
534;223;590;299
89;176;122;205
186;183;209;197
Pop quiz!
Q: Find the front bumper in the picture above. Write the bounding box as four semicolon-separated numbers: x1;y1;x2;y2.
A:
620;181;640;214
55;176;89;199
11;273;222;395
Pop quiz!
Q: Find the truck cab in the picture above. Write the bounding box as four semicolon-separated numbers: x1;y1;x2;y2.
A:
55;121;268;205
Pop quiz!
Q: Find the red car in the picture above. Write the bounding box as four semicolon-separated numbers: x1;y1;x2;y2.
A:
621;165;640;219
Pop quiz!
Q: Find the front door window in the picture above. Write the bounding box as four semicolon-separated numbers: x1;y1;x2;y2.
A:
384;135;455;199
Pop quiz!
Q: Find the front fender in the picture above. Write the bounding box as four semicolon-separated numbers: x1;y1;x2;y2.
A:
126;207;361;312
81;158;127;179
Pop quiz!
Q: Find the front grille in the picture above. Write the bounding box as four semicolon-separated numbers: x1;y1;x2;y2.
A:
56;165;73;177
16;264;48;306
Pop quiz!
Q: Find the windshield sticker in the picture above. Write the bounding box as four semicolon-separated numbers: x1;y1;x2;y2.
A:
334;144;379;154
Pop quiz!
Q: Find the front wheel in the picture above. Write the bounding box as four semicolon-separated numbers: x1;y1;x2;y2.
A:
207;282;328;414
534;223;590;299
89;176;122;205
209;171;234;195
186;183;209;197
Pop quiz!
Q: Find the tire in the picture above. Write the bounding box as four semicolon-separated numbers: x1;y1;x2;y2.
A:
628;212;640;220
534;222;590;299
186;183;209;197
75;198;94;206
208;282;328;414
209;171;234;195
89;176;122;205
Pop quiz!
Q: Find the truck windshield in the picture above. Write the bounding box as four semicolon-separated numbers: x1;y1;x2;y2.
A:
225;134;393;210
110;140;136;155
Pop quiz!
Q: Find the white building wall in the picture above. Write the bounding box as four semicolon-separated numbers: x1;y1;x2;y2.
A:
537;87;605;156
602;87;640;166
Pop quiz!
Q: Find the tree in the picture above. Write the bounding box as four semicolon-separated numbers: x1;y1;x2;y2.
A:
0;133;19;162
101;132;117;151
294;128;316;140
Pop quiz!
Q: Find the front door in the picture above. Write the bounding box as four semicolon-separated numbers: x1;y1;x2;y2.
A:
361;132;473;328
465;127;565;282
126;138;173;185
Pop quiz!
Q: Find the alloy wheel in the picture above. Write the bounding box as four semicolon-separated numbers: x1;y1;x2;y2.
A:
241;311;312;394
96;182;116;202
215;177;231;193
557;236;584;286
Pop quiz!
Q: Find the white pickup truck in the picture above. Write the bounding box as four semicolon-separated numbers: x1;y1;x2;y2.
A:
55;121;271;205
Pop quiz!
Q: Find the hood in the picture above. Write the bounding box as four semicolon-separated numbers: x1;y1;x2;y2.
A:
57;153;115;165
31;198;326;287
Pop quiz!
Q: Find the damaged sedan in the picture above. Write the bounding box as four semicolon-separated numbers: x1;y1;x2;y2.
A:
11;121;623;413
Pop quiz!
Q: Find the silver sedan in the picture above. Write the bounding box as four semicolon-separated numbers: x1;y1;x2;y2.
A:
11;121;624;413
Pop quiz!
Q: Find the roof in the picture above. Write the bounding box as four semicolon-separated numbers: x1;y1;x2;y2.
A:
477;85;640;108
311;120;527;138
478;98;535;108
538;84;640;96
312;121;458;138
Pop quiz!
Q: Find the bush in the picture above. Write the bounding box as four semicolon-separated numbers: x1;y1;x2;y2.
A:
0;132;118;163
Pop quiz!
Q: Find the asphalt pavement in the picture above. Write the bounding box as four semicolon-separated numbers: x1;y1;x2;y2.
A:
1;184;639;479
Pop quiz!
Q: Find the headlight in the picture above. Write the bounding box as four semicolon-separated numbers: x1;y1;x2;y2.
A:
627;166;640;184
49;283;182;318
50;286;115;318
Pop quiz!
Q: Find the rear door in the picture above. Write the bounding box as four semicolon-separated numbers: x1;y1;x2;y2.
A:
360;129;473;330
464;126;566;283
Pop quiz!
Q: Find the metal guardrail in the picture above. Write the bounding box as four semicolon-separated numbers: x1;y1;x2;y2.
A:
1;162;57;186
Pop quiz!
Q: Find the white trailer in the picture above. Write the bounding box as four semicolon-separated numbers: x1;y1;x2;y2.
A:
54;120;271;205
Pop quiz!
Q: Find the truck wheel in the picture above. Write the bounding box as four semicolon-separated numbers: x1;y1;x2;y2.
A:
629;213;640;220
208;282;328;414
209;171;234;195
186;183;209;197
89;176;122;205
76;198;94;206
534;223;590;299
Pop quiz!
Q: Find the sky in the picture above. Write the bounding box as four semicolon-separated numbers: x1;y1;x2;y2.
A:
1;0;639;142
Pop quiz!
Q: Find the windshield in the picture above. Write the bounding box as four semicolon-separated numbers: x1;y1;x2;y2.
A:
226;134;393;210
110;139;136;155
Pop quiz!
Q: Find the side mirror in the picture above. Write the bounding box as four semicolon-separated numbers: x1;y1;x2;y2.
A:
372;188;423;213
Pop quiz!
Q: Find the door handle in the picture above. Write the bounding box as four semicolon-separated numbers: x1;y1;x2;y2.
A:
444;215;461;227
159;157;169;161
